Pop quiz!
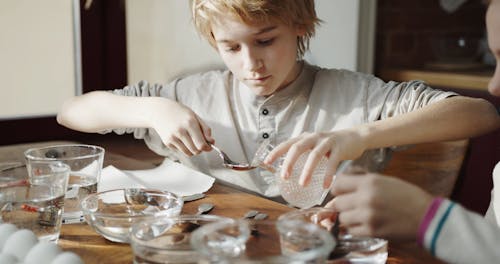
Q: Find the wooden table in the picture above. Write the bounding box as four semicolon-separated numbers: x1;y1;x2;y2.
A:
0;141;444;263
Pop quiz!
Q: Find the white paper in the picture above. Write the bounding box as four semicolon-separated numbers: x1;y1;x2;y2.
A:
98;159;215;196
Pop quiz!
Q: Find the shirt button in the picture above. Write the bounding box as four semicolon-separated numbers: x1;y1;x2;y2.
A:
262;109;269;115
262;133;269;139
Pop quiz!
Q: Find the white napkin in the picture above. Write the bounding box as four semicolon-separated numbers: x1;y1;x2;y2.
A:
98;159;215;196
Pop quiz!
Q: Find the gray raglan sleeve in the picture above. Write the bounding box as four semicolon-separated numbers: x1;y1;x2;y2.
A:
99;80;180;159
366;79;458;122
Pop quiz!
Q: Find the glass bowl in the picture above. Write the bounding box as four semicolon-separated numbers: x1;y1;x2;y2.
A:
190;219;334;263
130;214;230;264
278;207;388;264
80;188;183;243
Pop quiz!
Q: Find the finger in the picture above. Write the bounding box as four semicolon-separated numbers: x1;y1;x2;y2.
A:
323;155;340;189
190;117;212;151
314;209;337;228
299;141;331;187
298;150;324;186
345;224;373;238
325;193;359;212
319;217;334;231
337;208;365;227
329;174;365;195
281;140;312;180
167;138;192;157
264;138;299;165
343;164;368;175
177;129;200;155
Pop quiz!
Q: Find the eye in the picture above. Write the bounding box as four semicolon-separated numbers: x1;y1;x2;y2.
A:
257;38;274;46
225;44;240;52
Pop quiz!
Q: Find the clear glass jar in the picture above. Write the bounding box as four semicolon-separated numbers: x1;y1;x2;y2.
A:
251;139;338;209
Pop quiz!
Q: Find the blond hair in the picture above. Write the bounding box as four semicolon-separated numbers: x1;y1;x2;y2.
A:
191;0;321;58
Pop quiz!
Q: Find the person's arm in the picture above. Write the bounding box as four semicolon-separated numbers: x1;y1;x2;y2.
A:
57;91;213;156
265;96;500;187
418;198;500;263
356;96;499;149
326;173;500;264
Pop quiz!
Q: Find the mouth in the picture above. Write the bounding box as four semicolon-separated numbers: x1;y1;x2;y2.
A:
247;75;271;83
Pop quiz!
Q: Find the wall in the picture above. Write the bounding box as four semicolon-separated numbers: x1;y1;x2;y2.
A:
305;0;360;71
0;0;77;119
125;0;375;84
125;0;223;84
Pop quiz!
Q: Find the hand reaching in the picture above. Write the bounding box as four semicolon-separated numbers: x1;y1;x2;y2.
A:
325;172;433;240
263;129;366;188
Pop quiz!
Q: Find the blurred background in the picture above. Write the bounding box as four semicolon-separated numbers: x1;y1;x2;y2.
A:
0;0;498;215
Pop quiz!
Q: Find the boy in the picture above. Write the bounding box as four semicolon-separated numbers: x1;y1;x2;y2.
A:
326;0;500;262
58;0;498;201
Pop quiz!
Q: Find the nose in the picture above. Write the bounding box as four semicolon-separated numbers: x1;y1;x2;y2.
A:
242;47;263;72
488;64;500;97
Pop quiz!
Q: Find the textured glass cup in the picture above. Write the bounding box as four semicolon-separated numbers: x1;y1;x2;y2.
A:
191;219;334;263
130;214;229;264
278;207;388;264
24;144;104;224
251;139;351;208
0;160;69;242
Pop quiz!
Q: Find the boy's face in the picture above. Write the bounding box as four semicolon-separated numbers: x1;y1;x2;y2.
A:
487;0;500;96
211;16;304;96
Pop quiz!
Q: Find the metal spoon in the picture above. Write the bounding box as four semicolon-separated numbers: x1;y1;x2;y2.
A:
254;213;268;220
210;144;256;171
196;203;214;215
243;210;259;219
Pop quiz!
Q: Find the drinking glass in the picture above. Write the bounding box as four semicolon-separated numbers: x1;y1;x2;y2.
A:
0;160;69;242
24;144;104;224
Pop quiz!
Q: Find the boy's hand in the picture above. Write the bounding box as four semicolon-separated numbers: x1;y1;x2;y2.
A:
325;172;433;241
150;99;214;156
263;129;366;188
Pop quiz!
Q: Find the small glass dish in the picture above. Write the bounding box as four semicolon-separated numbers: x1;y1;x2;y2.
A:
80;188;183;243
130;214;230;264
190;219;334;263
278;207;388;264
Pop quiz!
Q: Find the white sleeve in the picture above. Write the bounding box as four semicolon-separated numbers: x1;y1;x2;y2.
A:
422;198;500;264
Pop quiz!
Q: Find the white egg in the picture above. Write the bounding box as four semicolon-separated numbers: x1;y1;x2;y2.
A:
0;224;18;250
24;241;62;264
51;252;84;264
0;253;18;264
2;229;38;261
